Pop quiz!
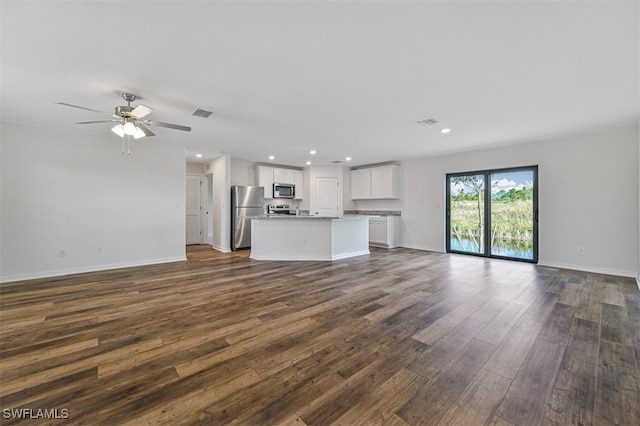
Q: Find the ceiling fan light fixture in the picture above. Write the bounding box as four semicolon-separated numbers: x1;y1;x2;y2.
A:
111;123;125;137
56;93;191;154
123;121;136;136
133;126;146;139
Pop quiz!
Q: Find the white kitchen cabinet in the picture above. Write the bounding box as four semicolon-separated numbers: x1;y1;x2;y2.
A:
369;220;387;245
350;168;371;199
256;166;304;200
371;165;398;199
350;164;400;200
255;166;275;199
294;170;304;200
273;168;295;185
368;216;400;248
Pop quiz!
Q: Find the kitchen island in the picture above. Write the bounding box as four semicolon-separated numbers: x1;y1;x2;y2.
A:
250;216;370;261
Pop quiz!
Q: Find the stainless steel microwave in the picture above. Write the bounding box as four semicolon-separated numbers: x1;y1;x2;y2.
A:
273;183;295;199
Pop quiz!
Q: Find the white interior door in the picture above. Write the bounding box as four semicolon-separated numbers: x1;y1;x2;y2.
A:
186;175;202;244
314;177;339;217
205;175;213;244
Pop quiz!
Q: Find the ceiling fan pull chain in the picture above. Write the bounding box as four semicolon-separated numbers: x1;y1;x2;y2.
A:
127;135;132;155
121;137;125;155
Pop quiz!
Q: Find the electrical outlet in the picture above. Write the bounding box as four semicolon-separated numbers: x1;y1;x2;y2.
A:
97;246;103;254
578;246;585;255
58;249;66;257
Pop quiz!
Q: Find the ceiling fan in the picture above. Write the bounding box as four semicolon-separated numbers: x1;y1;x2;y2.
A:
55;92;191;154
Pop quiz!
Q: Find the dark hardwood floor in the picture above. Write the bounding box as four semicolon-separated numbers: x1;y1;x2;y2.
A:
1;246;639;425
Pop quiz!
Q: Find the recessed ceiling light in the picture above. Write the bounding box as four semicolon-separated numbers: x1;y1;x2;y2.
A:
195;153;203;158
268;155;275;160
345;157;352;161
441;128;451;134
306;161;311;165
310;150;317;155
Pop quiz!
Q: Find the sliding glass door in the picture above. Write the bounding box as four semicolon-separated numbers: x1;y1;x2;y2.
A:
446;166;538;262
448;174;487;255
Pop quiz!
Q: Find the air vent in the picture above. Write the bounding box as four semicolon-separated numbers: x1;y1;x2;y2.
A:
192;108;213;118
332;160;342;164
417;118;439;126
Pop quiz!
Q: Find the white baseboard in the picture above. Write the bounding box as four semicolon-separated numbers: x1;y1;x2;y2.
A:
0;256;187;284
250;254;329;261
399;243;445;253
332;250;370;261
537;261;636;279
250;250;369;262
211;245;231;253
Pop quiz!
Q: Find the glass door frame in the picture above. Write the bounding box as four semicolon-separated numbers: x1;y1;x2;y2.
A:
446;165;538;263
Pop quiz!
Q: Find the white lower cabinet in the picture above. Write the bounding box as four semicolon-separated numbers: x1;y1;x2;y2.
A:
368;216;400;248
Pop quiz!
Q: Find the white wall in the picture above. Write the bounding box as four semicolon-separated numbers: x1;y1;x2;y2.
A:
209;155;231;252
401;124;639;278
0;121;186;283
355;197;403;212
186;162;205;174
230;157;255;187
342;167;357;212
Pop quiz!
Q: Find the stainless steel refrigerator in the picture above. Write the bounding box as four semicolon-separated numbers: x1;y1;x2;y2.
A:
231;186;265;251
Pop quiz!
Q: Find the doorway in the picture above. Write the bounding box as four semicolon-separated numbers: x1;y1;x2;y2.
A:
446;166;538;262
205;175;213;245
314;177;339;217
186;174;202;245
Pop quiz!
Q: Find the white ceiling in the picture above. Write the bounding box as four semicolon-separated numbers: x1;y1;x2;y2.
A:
1;1;638;167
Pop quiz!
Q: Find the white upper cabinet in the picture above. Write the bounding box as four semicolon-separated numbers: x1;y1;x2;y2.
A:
350;168;371;200
273;168;295;185
255;166;275;199
294;170;304;200
351;164;400;199
371;165;398;199
256;166;304;200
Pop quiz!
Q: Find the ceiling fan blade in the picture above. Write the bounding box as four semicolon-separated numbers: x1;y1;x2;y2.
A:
54;101;111;115
131;104;154;119
137;123;155;137
75;120;119;124
144;120;191;132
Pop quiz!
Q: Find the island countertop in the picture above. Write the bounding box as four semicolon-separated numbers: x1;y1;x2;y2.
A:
253;215;376;220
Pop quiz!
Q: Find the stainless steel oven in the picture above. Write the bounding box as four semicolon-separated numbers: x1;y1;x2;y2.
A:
268;205;291;215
